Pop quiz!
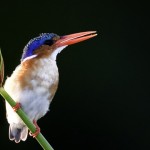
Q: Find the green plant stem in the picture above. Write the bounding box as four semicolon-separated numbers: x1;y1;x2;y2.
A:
0;87;54;150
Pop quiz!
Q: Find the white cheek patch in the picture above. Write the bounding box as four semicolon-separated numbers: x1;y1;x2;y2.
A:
22;54;37;62
50;45;68;61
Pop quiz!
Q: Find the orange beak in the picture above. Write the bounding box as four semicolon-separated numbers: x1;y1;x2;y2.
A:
55;31;97;47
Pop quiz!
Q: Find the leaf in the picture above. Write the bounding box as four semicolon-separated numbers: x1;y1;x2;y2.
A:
0;49;4;86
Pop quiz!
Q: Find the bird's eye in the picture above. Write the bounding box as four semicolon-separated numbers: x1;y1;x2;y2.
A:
44;40;53;46
44;35;60;46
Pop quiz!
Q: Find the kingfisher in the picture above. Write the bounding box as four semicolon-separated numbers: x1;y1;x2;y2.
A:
4;31;97;143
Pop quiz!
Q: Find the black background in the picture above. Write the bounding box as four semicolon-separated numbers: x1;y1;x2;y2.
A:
0;0;149;150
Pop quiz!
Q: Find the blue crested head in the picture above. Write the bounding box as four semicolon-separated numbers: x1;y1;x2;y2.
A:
21;33;58;61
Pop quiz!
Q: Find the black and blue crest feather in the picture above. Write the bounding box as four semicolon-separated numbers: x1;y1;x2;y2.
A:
21;33;57;61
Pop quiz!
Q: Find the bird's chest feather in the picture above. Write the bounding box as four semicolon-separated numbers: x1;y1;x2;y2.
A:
4;58;59;121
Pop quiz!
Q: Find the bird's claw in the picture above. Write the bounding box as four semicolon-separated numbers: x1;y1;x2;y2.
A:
29;120;40;138
13;103;21;112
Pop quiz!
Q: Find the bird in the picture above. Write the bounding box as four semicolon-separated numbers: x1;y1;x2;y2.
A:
4;31;97;143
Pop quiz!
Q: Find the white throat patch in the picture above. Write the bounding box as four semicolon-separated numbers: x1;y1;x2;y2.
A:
50;45;68;61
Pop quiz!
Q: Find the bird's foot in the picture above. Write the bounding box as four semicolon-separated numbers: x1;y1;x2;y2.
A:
29;120;40;138
13;103;21;112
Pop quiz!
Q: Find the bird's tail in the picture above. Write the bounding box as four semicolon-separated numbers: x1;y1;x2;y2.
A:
9;124;28;143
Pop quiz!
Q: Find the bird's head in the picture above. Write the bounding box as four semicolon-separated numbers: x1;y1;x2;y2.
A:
21;31;97;62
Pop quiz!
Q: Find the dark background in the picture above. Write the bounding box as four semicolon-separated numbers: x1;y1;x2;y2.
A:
0;0;149;150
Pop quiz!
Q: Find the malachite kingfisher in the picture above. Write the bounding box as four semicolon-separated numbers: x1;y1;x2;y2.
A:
4;31;97;143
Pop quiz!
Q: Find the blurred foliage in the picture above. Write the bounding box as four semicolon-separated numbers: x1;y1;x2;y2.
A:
0;49;4;86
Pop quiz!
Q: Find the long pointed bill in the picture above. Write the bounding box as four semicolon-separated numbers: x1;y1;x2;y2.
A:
55;31;97;47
